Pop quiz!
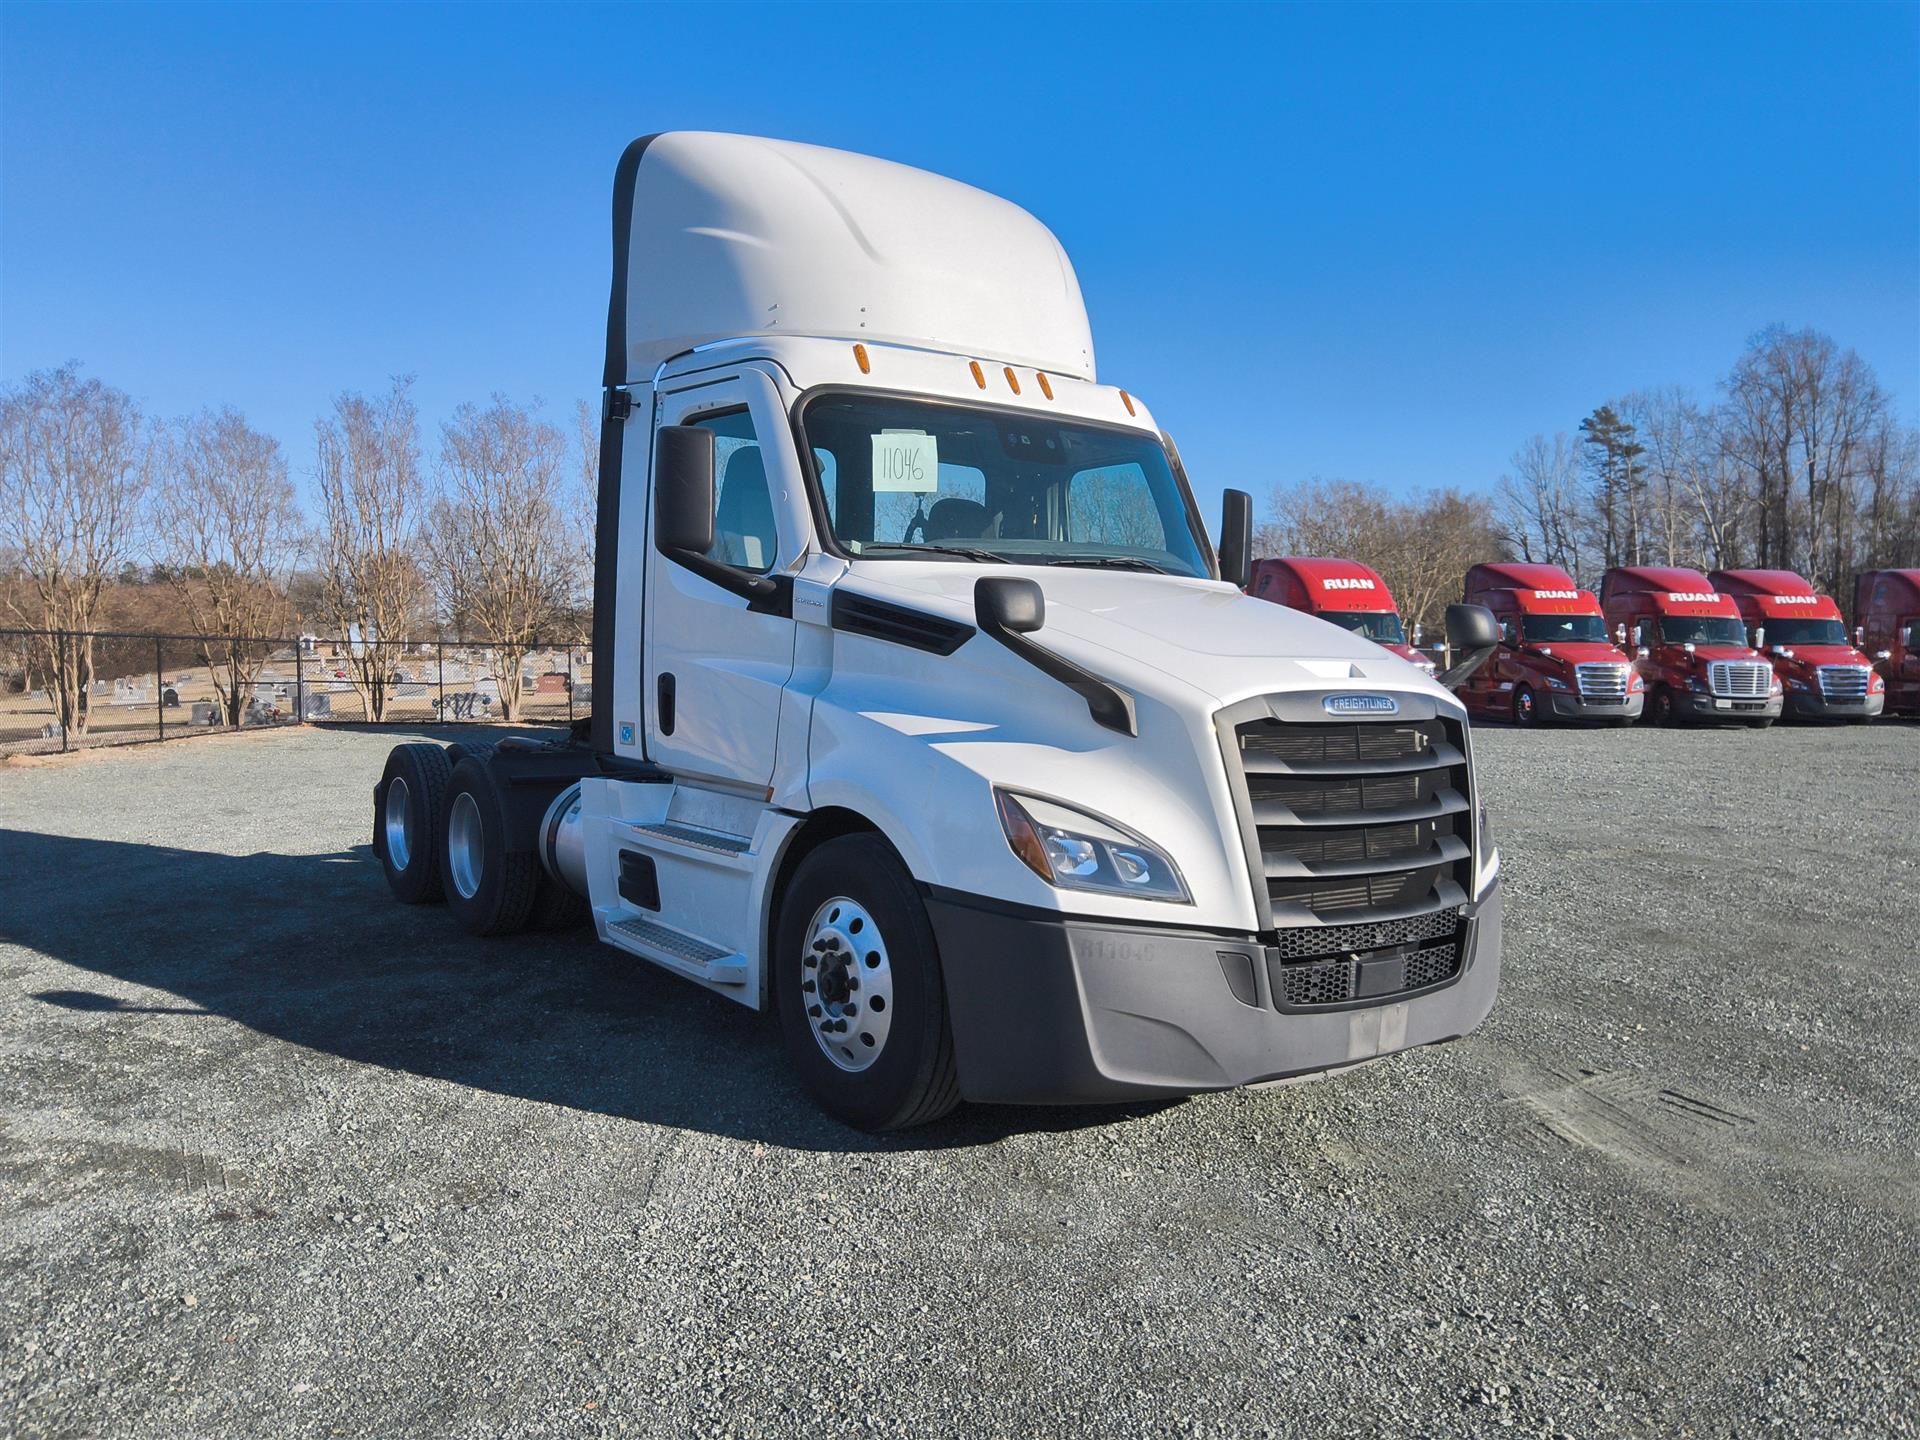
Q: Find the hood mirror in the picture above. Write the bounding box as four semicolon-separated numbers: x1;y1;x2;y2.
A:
1434;603;1500;691
1217;489;1252;589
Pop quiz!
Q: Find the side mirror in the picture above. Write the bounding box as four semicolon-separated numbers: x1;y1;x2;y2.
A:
975;576;1045;635
1614;622;1628;646
1752;626;1765;649
1434;603;1500;691
1411;621;1424;646
653;424;774;601
654;426;716;555
1218;489;1252;589
1855;624;1865;645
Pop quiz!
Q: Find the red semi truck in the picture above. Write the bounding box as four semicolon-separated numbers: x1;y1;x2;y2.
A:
1708;569;1884;723
1457;562;1644;726
1247;557;1437;675
1599;566;1782;727
1854;568;1920;716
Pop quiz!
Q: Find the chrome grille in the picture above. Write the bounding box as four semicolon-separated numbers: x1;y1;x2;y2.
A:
1817;665;1870;700
1231;713;1473;926
1575;663;1629;701
1708;660;1771;698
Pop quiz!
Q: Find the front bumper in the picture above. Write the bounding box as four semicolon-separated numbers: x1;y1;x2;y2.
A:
1547;691;1644;721
1676;690;1783;722
930;881;1502;1105
1784;690;1884;721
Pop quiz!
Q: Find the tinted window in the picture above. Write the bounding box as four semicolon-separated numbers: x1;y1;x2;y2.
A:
691;409;776;575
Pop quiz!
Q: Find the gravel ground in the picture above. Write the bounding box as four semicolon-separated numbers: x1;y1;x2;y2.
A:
1;719;1915;1439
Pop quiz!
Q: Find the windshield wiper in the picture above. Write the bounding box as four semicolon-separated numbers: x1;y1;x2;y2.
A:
858;543;1009;563
1034;555;1168;574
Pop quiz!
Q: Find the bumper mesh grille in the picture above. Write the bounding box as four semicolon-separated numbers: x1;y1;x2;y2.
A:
1271;939;1464;1009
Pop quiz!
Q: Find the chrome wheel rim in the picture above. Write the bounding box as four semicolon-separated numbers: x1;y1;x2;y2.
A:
384;776;413;871
1515;689;1535;725
447;791;485;900
802;896;894;1072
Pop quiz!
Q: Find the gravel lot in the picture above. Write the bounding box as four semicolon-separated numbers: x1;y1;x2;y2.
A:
2;719;1915;1438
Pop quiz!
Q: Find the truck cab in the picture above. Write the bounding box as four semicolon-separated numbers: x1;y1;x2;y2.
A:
1708;569;1884;723
1599;567;1782;728
1459;562;1643;726
369;132;1503;1130
1246;557;1437;675
1853;569;1920;716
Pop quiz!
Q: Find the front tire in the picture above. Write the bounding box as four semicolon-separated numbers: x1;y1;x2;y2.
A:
1650;687;1678;728
375;743;452;903
1512;684;1541;728
774;835;959;1131
439;756;539;936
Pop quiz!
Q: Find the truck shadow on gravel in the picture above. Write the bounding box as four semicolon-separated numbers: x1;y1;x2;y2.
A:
1;828;1173;1152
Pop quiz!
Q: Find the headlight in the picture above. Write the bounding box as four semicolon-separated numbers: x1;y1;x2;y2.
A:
1786;678;1808;692
1689;677;1709;693
1770;677;1783;695
1546;675;1570;691
1628;670;1645;692
994;790;1190;902
1870;672;1884;692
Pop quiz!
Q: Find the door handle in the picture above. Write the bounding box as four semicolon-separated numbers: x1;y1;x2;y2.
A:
658;673;676;735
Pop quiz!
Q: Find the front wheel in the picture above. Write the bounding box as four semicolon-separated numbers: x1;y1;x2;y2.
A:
774;835;959;1131
1512;684;1541;728
1649;687;1678;728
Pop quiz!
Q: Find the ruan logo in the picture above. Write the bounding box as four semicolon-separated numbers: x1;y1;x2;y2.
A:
1321;577;1376;590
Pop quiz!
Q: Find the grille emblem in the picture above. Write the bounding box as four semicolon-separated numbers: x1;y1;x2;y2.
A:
1323;694;1398;715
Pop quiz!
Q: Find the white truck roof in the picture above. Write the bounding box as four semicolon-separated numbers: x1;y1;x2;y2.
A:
604;132;1095;387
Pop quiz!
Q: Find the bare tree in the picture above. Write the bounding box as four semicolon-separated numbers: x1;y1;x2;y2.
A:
1259;477;1501;640
0;366;150;736
154;408;302;725
314;378;429;720
428;397;579;720
1493;434;1586;580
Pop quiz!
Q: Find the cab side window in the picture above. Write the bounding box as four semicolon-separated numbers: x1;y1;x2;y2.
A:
691;408;777;575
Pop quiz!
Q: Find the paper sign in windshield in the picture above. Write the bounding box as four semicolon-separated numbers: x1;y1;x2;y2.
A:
872;431;938;493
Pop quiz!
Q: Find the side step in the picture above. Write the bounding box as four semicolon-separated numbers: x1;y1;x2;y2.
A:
607;914;748;987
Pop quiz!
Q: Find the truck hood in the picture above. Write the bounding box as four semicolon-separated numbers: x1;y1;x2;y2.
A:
1526;642;1632;666
848;564;1446;705
1768;645;1871;668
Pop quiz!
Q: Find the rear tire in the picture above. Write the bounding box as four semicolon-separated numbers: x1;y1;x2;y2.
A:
375;744;452;904
439;756;539;936
774;835;959;1131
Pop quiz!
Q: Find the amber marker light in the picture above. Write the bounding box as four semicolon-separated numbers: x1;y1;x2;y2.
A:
1003;366;1021;395
1036;372;1054;400
853;343;871;374
994;790;1052;883
970;361;986;389
1119;390;1136;416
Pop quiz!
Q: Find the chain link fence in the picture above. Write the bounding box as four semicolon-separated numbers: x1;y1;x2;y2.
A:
0;629;591;757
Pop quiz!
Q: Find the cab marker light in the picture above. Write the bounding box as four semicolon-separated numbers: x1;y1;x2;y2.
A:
970;361;986;389
1003;366;1021;395
1037;372;1054;400
853;343;870;374
1119;389;1137;416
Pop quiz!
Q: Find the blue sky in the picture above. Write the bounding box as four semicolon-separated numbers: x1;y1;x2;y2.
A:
3;1;1915;521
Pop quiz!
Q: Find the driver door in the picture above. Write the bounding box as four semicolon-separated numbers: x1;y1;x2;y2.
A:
645;369;802;789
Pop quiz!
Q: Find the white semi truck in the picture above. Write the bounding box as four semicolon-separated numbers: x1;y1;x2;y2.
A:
372;132;1504;1130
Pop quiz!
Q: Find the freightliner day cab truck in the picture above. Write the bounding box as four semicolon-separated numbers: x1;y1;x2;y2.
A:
1599;566;1783;728
369;133;1504;1130
1457;562;1644;726
1853;569;1920;717
1247;557;1438;676
1707;569;1884;723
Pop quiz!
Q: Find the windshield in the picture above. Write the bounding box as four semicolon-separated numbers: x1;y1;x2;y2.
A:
1323;610;1407;644
799;394;1211;578
1522;614;1609;644
1657;615;1747;646
1760;617;1848;646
